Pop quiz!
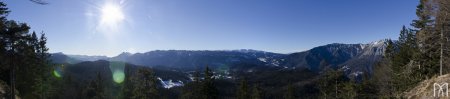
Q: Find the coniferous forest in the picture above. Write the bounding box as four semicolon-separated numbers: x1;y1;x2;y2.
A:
1;0;450;99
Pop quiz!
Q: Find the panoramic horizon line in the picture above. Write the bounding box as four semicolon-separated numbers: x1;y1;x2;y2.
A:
54;38;390;57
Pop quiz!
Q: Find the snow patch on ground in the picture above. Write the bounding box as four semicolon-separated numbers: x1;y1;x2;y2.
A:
350;71;363;77
158;77;184;89
258;57;267;62
271;60;280;66
360;44;366;50
341;65;350;71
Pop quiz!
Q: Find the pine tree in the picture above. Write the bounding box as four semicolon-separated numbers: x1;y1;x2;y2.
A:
193;71;200;83
132;68;159;99
120;65;134;98
60;74;78;98
372;39;396;98
357;75;378;98
237;78;249;99
28;32;52;99
83;73;106;99
181;71;201;99
284;82;295;99
200;66;218;99
411;0;433;30
384;39;395;58
390;26;421;97
412;0;441;79
0;4;6;76
340;80;356;99
4;20;31;99
0;1;53;98
318;68;349;98
251;84;262;99
435;0;450;76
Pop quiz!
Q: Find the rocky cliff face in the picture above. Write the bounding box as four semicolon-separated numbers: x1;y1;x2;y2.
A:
281;39;389;75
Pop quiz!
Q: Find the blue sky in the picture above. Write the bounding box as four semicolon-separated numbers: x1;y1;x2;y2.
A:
5;0;418;56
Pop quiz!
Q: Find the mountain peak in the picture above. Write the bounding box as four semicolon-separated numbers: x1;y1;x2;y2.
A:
118;52;133;56
368;39;389;45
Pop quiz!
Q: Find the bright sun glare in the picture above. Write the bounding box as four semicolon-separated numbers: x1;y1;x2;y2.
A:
100;4;124;25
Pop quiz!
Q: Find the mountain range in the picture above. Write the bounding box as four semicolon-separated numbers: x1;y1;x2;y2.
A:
47;39;390;99
51;39;389;76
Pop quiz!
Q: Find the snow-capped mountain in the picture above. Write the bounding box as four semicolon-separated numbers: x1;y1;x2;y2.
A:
280;39;389;74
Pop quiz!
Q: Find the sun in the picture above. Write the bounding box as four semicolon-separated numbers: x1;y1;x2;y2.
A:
100;4;124;25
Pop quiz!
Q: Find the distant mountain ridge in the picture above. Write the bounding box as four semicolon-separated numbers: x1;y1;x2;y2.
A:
50;52;83;64
66;54;108;61
109;49;285;71
50;39;390;74
281;39;388;75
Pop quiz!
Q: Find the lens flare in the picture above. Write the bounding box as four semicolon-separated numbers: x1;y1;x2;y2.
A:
110;61;126;83
113;70;125;83
53;64;64;78
53;70;62;78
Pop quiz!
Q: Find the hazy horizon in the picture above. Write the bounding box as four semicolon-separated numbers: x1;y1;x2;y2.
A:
55;39;388;57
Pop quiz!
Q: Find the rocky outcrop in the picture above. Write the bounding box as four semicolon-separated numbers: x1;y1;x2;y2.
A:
404;74;450;99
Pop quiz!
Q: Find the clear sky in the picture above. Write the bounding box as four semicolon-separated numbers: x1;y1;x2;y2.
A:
5;0;419;57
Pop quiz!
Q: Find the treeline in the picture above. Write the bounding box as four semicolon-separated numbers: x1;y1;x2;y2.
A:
0;1;55;99
180;66;291;99
315;68;378;98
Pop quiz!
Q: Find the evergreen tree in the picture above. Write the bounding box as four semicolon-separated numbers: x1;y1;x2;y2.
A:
435;0;450;76
61;74;80;99
411;0;433;30
83;73;106;99
4;20;31;99
372;39;395;98
374;0;450;97
284;82;295;99
200;66;218;99
318;69;349;98
0;2;54;98
412;0;441;79
30;32;52;99
132;68;159;99
180;71;201;99
386;25;422;97
340;80;356;99
193;71;200;83
120;65;134;98
237;78;249;99
251;84;262;99
357;75;378;98
384;39;394;58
